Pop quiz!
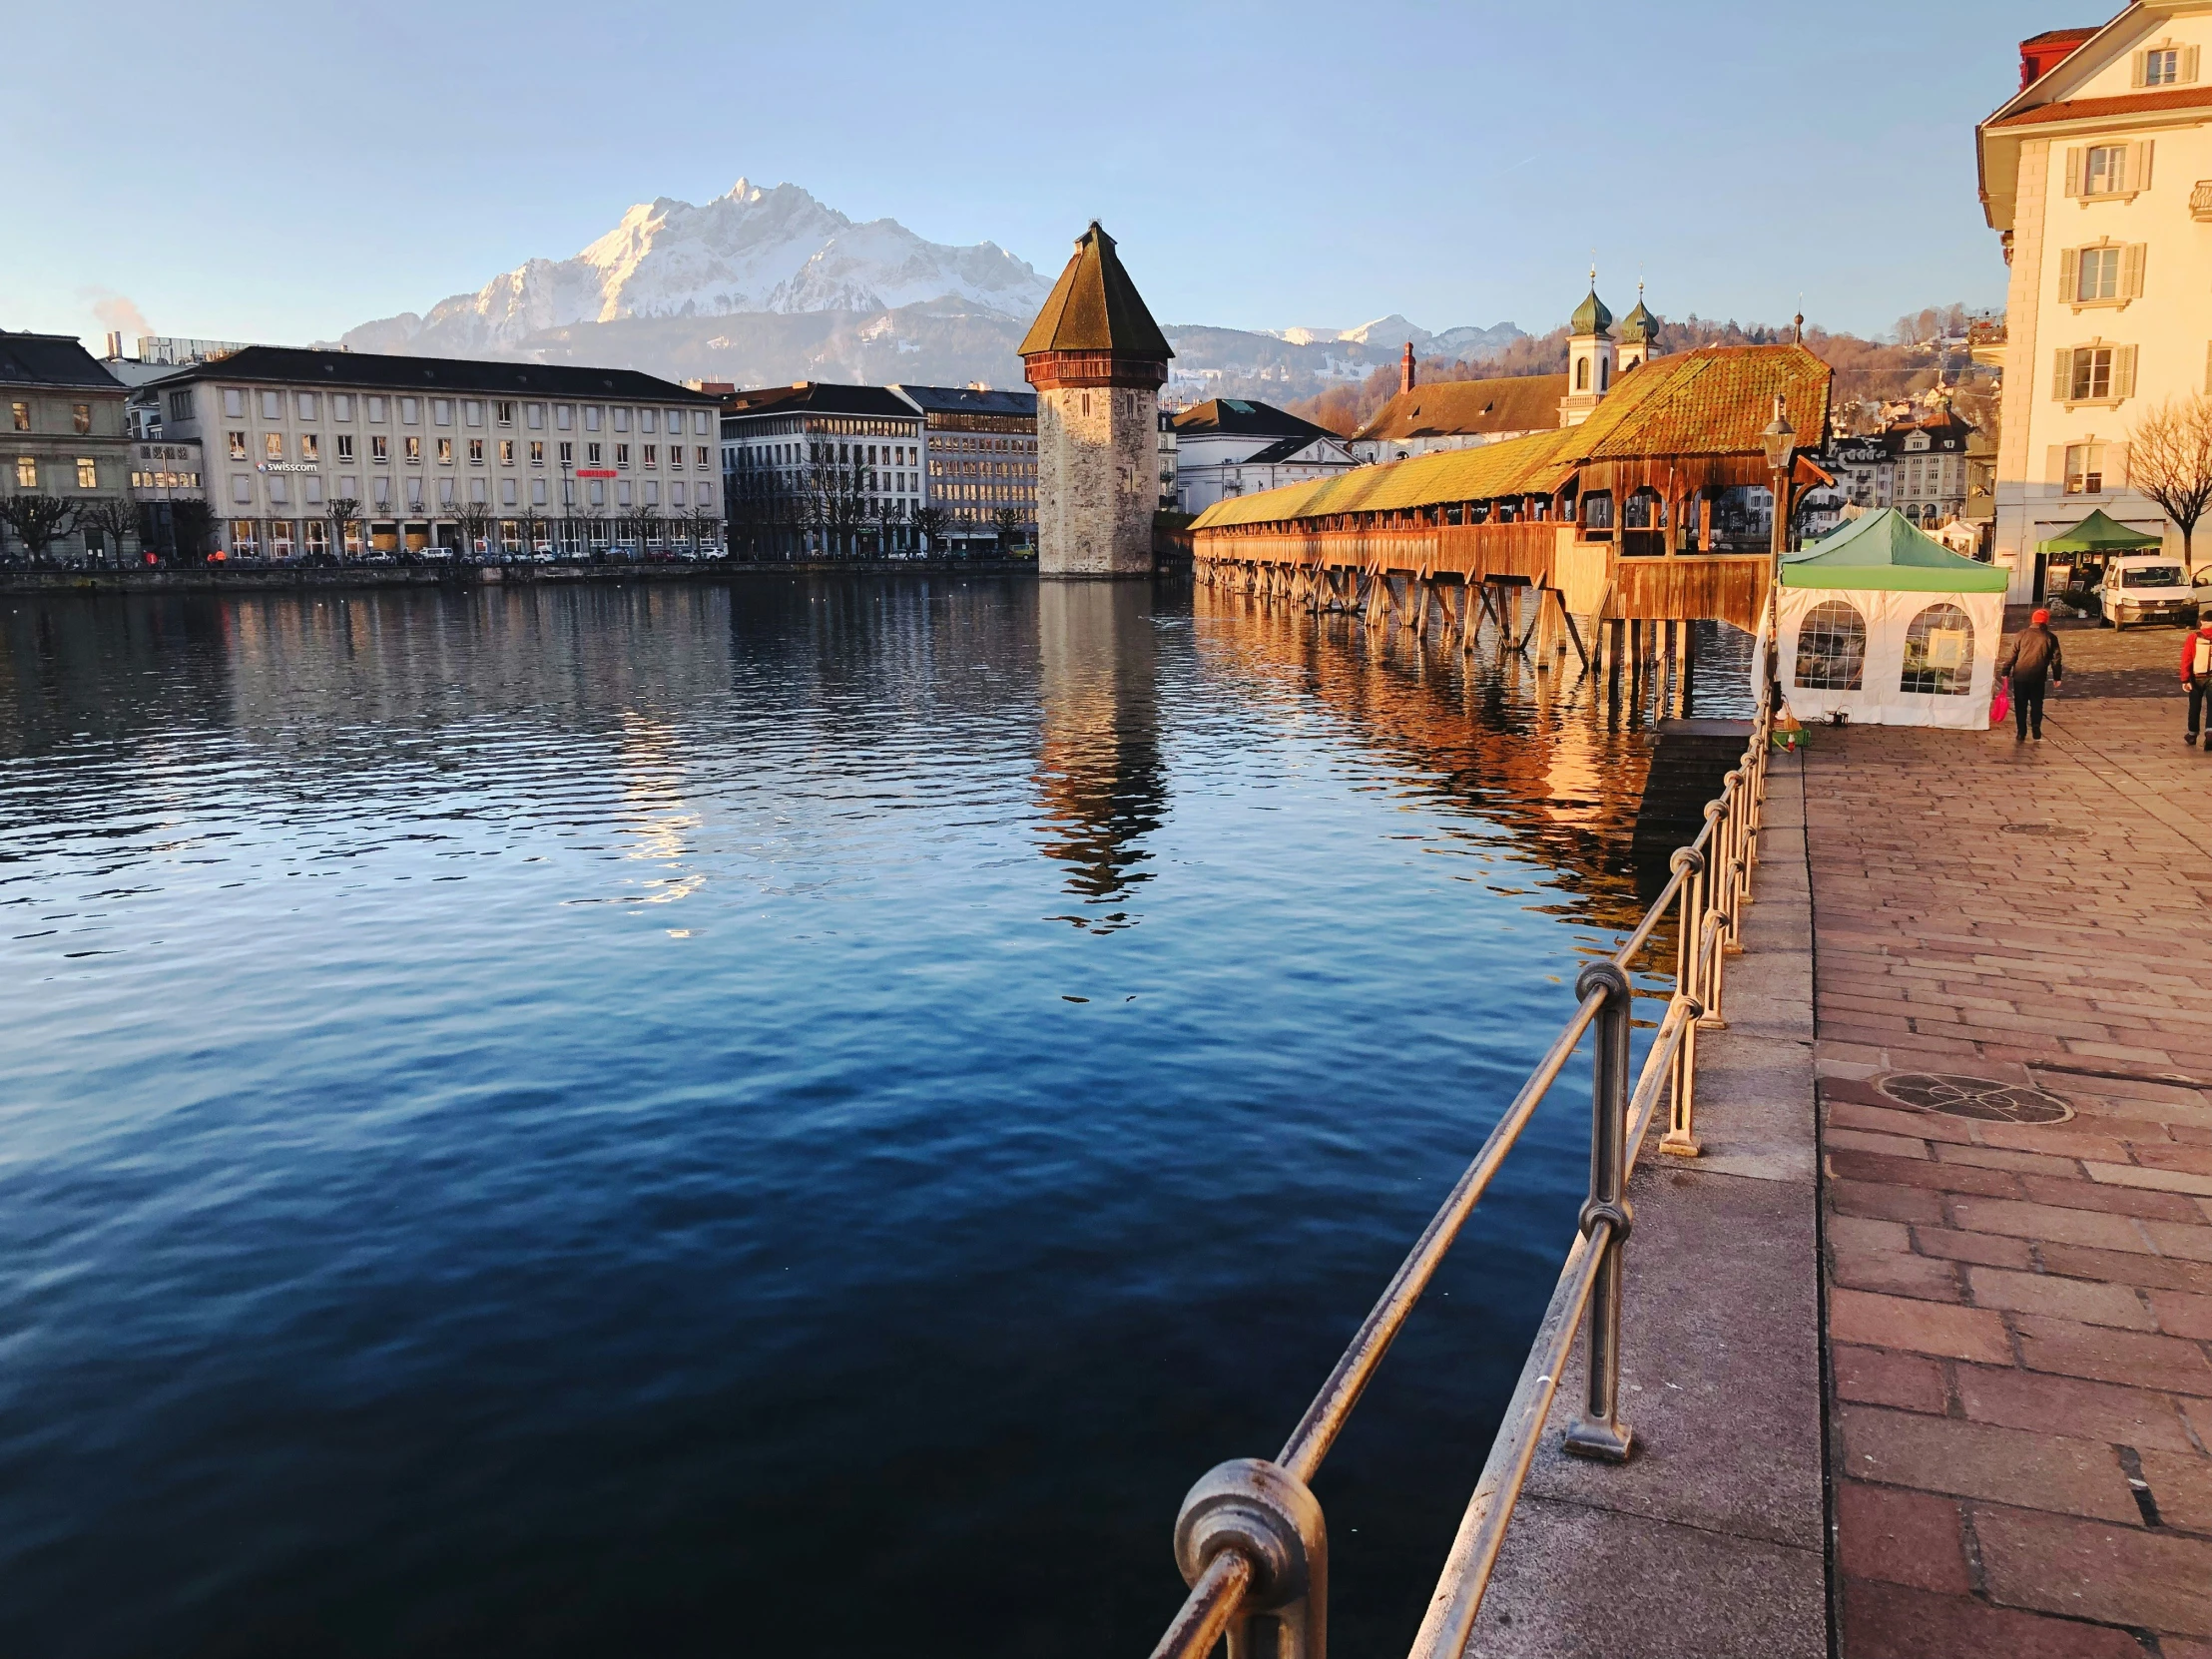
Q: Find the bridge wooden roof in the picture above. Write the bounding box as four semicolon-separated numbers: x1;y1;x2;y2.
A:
1193;345;1833;530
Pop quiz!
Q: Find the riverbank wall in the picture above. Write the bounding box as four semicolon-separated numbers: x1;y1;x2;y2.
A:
0;559;1051;597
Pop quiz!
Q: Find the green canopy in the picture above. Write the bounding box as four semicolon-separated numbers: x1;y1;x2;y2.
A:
2035;508;2163;555
1781;507;2009;592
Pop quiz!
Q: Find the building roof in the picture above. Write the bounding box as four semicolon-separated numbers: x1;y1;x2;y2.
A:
0;330;124;391
1241;434;1347;465
1570;286;1613;337
721;381;920;420
1016;223;1173;360
1618;295;1658;346
1354;374;1568;443
1173;397;1333;440
889;383;1037;418
1984;83;2212;128
144;343;716;402
1191;345;1834;531
1781;508;2009;592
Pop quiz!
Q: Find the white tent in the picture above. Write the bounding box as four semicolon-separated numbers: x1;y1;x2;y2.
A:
1775;509;2010;730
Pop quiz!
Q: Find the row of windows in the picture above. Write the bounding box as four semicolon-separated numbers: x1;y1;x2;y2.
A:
221;519;725;556
734;440;918;468
13;456;103;488
205;387;712;436
1795;601;1976;697
230;471;716;511
221;430;711;470
10;399;97;434
131;469;201;489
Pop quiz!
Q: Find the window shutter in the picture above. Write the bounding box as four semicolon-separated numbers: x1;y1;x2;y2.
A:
2132;50;2148;88
2131;139;2154;191
2064;147;2085;197
2122;242;2146;298
2204;340;2212;394
2186;45;2201;82
2057;249;2079;303
2053;349;2072;400
2116;344;2139;399
2110;442;2130;486
2046;445;2067;485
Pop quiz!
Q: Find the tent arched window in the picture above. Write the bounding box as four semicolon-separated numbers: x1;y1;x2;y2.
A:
1901;602;1974;695
1795;599;1868;690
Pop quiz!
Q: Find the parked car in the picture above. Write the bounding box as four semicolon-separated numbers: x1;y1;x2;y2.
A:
2100;556;2193;629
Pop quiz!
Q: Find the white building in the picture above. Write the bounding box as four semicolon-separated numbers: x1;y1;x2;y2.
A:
1977;5;2212;597
1171;397;1353;513
719;381;924;557
141;346;719;558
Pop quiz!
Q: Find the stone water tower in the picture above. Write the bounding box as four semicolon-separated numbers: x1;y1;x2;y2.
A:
1019;223;1172;577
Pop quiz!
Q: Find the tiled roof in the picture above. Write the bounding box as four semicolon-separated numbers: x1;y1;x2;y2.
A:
0;330;124;391
1017;223;1172;360
1191;345;1832;531
1355;374;1566;442
145;343;715;401
722;381;919;419
1173;397;1332;440
1985;85;2212;128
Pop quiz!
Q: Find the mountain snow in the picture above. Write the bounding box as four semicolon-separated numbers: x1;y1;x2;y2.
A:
339;179;1053;355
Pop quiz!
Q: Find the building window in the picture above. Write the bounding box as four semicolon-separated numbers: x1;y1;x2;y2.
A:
437;438;454;465
72;403;91;434
640;409;657;433
265;433;283;461
468;438;485;464
295;392;316;419
333;394;352;420
1901;604;1974;695
368;396;387;422
525;403;542;430
299;434;319;460
336;434;354;461
558;441;573;466
696;446;710;469
229;431;248;460
584;406;601;432
612;408;630;433
405;436;422;462
401;397;419;425
2143;46;2182;85
224;388;246;418
2055;343;2135;403
556;405;573;431
1794;599;1868;691
431;400;451;427
75;457;97;488
615;443;630;469
2064;442;2105;494
371;435;389;462
2075;246;2120;302
586;442;602;466
260;390;281;419
642;444;657;469
9;401;26;431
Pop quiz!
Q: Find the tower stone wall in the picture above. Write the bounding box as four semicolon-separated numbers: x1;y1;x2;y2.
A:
1035;381;1158;575
1017;223;1173;579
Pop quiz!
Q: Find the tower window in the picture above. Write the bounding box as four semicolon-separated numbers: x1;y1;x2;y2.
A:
1575;358;1589;391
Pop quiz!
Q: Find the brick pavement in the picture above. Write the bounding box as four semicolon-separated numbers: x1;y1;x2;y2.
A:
1808;624;2212;1657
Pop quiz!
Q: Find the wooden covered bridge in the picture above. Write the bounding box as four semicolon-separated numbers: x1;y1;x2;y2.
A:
1189;344;1836;682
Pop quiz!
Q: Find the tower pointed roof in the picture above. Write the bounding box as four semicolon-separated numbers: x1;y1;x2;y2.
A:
1017;222;1173;360
1569;272;1613;338
1619;282;1657;345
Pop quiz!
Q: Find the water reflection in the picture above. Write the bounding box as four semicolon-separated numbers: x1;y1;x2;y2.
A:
1033;582;1164;929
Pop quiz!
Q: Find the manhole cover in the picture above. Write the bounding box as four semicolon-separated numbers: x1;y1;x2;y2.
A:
1878;1072;2073;1123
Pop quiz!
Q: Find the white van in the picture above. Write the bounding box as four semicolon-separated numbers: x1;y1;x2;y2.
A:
2100;555;2193;629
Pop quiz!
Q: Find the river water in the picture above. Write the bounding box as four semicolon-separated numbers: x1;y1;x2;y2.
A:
0;577;1747;1657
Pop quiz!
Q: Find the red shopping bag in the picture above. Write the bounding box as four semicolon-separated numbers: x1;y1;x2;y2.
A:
1989;677;2010;726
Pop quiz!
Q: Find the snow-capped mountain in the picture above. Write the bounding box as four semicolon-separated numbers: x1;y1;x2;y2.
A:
326;179;1526;399
338;180;1052;356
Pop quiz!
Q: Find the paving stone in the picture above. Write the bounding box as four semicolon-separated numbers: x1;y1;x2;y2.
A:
1830;1288;2011;1363
1833;1343;1948;1413
1946;1196;2152;1252
1910;1225;2034;1270
1839;1576;2144;1658
2011;1313;2212;1395
1838;1405;2139;1522
2016;1172;2206;1221
1975;1503;2212;1636
2136;1448;2212;1534
2038;1241;2212;1294
1950;1364;2203;1453
1964;1264;2155;1330
2146;1289;2212;1340
1833;1480;1969;1592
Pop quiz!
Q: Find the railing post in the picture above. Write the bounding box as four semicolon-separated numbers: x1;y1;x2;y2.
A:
1722;769;1749;952
1661;846;1706;1158
1172;1458;1328;1659
1563;959;1635;1463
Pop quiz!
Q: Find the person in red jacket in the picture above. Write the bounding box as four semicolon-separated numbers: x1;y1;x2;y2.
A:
2184;615;2212;746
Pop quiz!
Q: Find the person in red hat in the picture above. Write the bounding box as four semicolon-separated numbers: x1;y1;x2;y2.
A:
2182;612;2212;746
1996;608;2064;742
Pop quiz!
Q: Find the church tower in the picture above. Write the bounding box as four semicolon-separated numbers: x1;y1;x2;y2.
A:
1020;223;1173;577
1617;282;1659;374
1558;272;1616;428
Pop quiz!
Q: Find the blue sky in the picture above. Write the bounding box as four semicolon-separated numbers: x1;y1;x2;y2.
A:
4;0;2067;348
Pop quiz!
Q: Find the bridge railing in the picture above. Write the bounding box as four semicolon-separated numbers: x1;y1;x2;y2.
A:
1148;708;1775;1659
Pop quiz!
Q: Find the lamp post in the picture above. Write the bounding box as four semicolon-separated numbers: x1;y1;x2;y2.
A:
1760;394;1798;708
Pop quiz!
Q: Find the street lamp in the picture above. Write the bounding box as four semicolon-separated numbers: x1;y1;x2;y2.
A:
1761;394;1797;553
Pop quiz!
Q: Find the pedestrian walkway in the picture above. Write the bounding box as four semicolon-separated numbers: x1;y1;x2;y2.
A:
1806;641;2212;1656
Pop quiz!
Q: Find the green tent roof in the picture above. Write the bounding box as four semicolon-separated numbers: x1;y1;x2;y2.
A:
1781;507;2009;592
2035;508;2163;555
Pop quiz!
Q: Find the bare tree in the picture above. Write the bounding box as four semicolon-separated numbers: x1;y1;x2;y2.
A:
451;497;497;560
990;504;1025;555
0;493;82;562
78;496;141;565
2126;392;2212;575
327;496;362;563
169;499;215;564
686;503;722;555
909;503;949;555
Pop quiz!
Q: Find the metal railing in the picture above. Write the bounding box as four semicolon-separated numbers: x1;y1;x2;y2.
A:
1149;708;1775;1659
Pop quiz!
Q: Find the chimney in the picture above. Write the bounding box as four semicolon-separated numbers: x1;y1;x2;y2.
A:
1400;341;1416;396
2018;27;2096;90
